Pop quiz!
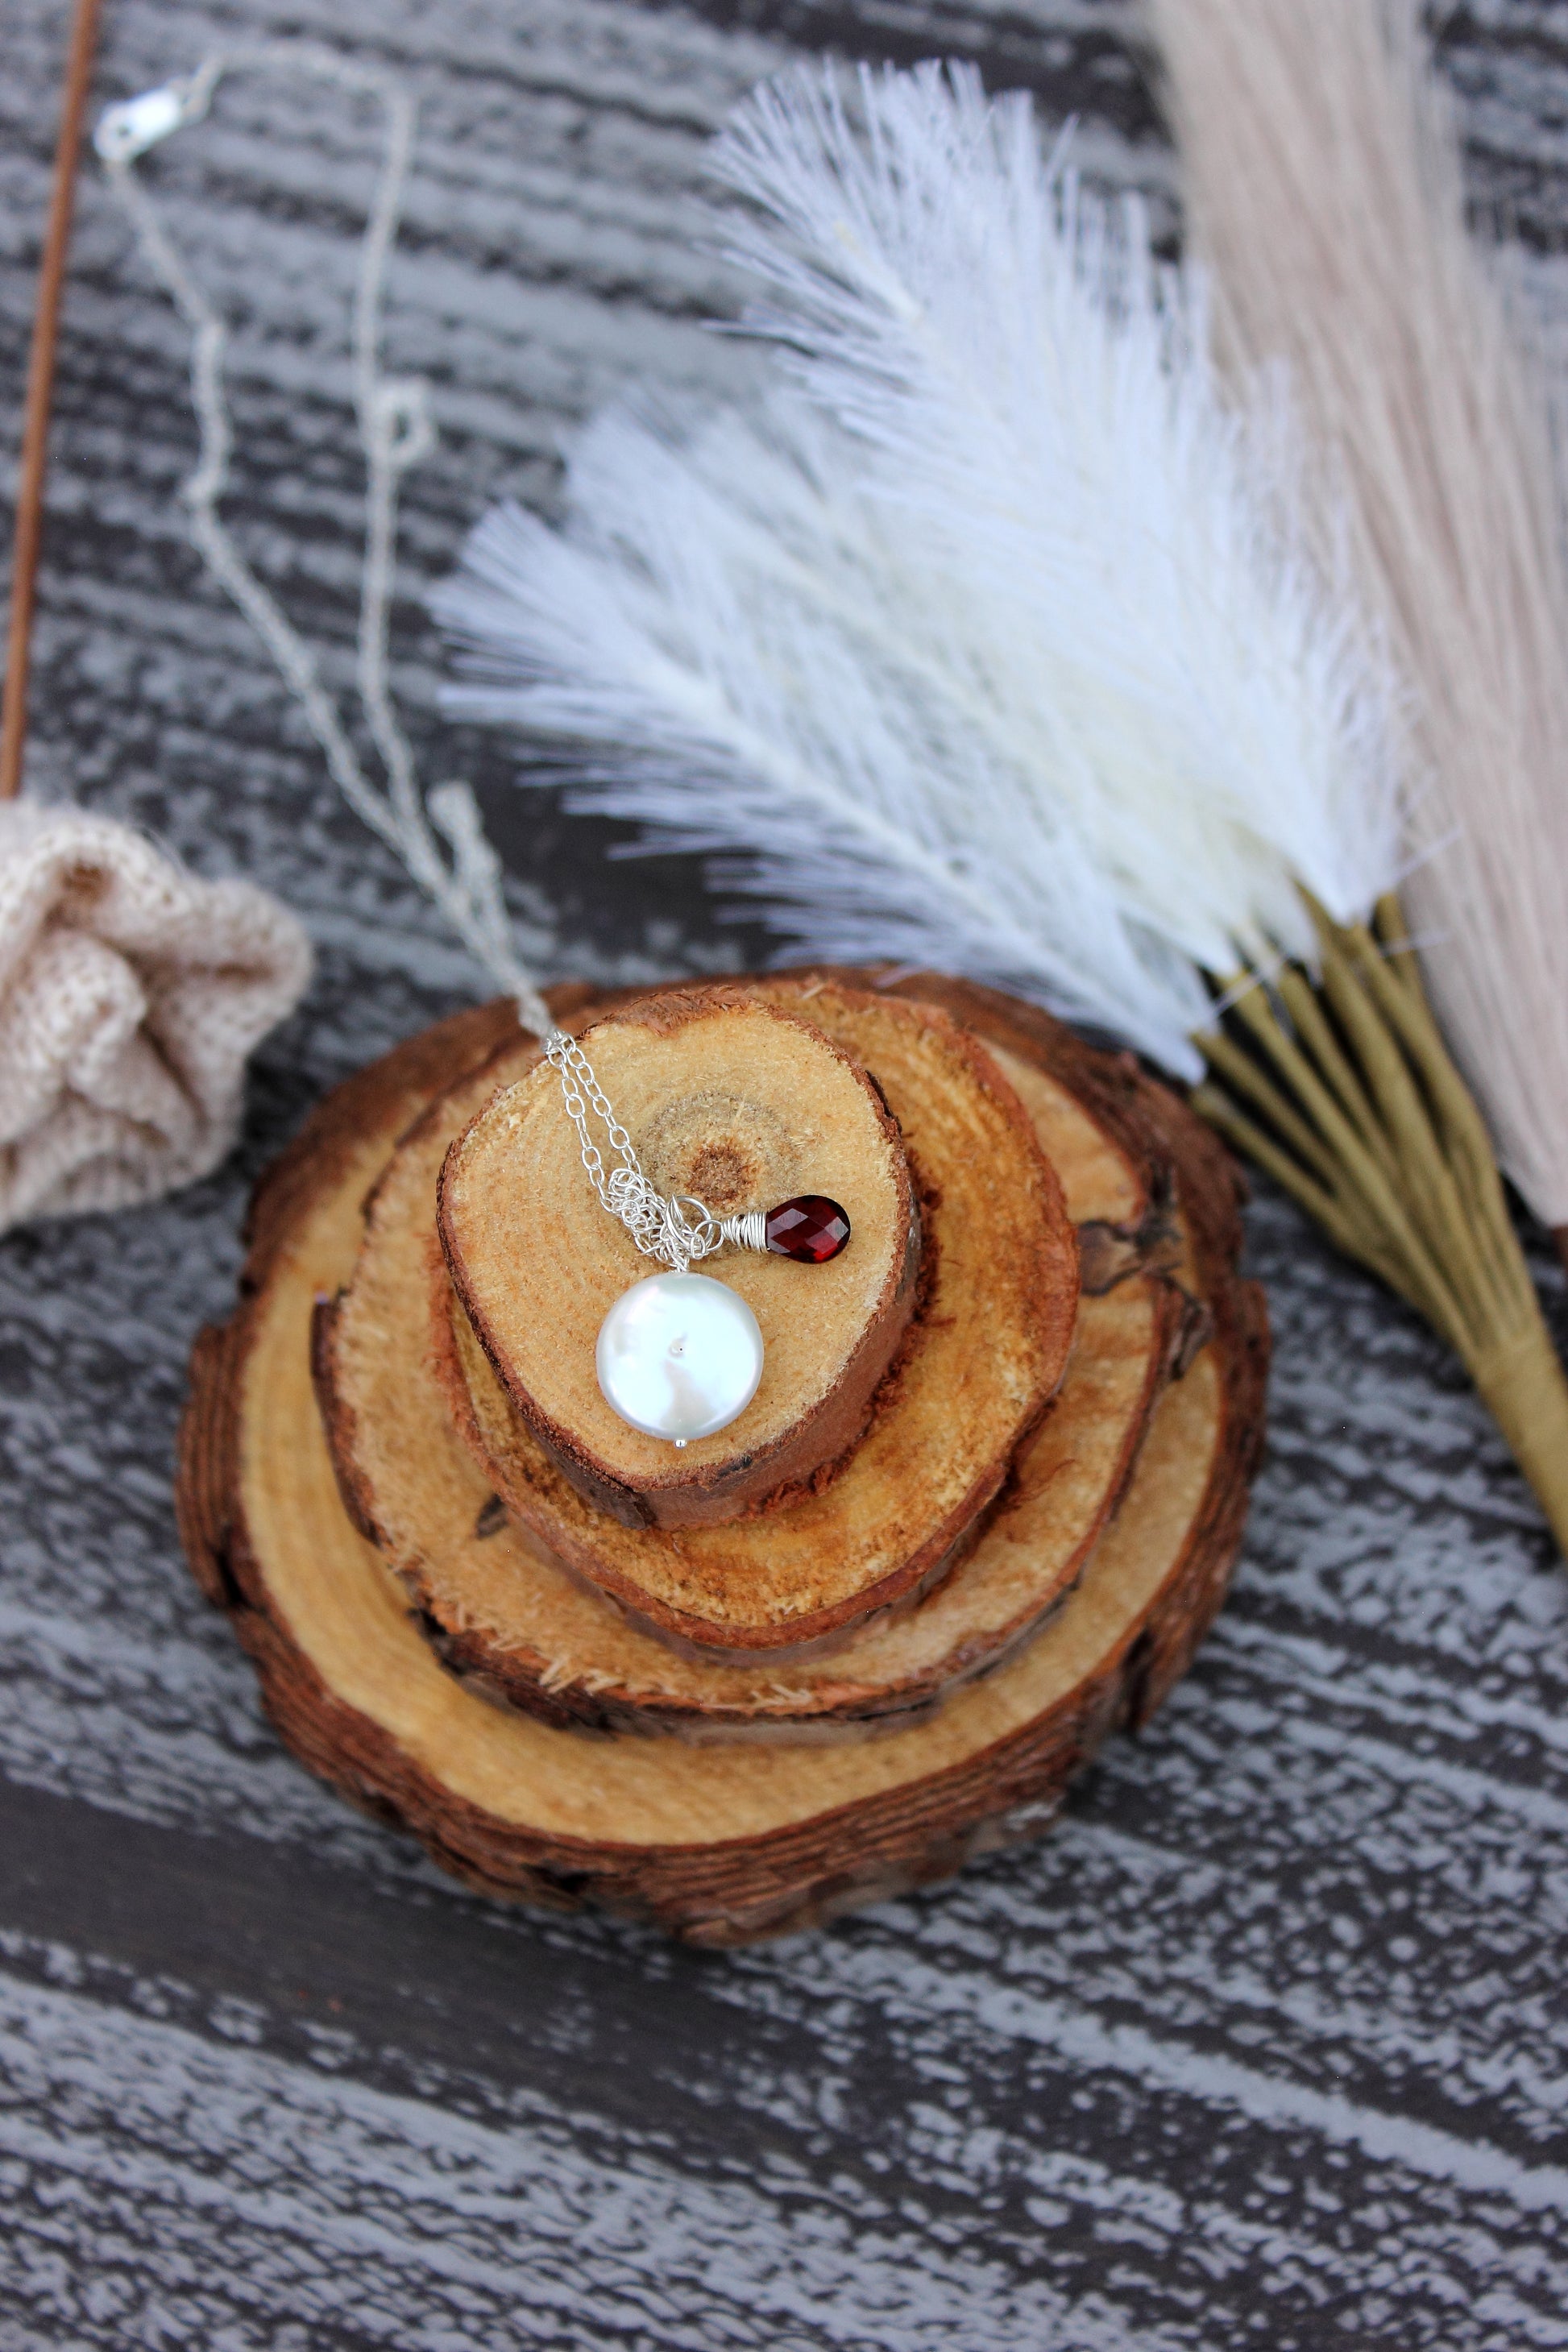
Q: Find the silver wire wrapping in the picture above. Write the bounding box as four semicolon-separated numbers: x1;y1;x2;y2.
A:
545;1028;768;1274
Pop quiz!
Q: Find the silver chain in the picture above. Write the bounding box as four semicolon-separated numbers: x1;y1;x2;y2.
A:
543;1028;765;1275
96;46;556;1041
97;47;766;1270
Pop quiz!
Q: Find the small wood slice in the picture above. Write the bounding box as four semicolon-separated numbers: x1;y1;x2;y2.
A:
439;990;920;1529
176;985;1267;1946
429;981;1078;1656
317;992;1193;1735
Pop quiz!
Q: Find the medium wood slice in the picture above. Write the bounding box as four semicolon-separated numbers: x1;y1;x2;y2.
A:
176;987;1267;1945
317;984;1195;1736
438;990;920;1530
430;980;1080;1656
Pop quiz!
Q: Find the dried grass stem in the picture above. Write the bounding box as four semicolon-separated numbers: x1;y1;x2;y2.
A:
1197;894;1568;1551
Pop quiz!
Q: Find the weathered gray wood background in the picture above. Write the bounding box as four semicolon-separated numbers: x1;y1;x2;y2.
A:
4;1;1568;2342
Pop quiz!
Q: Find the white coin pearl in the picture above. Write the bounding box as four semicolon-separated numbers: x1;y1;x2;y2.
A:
595;1271;765;1445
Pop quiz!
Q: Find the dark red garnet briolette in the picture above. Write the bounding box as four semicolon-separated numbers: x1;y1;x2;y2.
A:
765;1195;851;1263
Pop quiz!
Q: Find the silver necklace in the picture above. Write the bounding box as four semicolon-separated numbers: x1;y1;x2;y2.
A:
545;1028;848;1446
101;55;848;1450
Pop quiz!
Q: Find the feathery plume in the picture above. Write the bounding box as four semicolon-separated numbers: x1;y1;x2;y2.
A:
440;63;1402;1069
1151;0;1568;1255
442;391;1219;1072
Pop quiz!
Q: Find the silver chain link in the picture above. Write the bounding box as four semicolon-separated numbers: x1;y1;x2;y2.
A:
543;1029;766;1275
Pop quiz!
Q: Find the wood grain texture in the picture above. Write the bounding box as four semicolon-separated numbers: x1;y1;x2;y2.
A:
4;0;1568;2342
183;975;1257;1944
382;989;1185;1738
431;981;1079;1654
436;990;926;1541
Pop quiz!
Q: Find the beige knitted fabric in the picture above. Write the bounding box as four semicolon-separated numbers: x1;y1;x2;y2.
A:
0;802;312;1234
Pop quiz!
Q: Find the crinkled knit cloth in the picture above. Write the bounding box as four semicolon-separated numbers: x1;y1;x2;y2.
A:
0;800;310;1234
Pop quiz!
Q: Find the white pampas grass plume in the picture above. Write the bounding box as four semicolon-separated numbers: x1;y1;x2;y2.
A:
1151;0;1568;1234
437;62;1404;1081
441;392;1210;1072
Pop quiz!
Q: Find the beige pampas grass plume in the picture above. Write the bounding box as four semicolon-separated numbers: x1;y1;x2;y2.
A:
1150;0;1568;1263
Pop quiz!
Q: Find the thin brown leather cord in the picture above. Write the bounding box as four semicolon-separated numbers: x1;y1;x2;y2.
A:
1;0;105;799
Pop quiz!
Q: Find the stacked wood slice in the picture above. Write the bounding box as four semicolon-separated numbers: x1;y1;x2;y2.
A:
177;972;1268;1945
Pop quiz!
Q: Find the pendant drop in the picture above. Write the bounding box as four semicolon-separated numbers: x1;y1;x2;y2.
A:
596;1271;765;1444
765;1195;850;1262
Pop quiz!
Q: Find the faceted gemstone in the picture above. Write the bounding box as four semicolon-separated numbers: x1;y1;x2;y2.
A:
765;1194;851;1263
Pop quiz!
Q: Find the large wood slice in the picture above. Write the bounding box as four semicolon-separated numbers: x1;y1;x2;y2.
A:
439;990;921;1529
429;981;1079;1657
317;989;1194;1735
177;983;1268;1945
